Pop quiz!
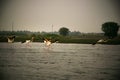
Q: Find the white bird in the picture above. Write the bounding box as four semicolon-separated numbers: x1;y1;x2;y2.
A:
44;39;52;47
7;36;15;43
92;39;108;45
22;37;34;46
25;40;31;43
97;39;108;43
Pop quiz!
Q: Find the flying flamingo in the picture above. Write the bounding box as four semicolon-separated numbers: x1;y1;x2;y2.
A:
44;38;52;48
22;37;34;46
7;36;16;43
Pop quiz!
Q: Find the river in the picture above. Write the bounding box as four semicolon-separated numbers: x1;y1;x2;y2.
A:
0;43;120;80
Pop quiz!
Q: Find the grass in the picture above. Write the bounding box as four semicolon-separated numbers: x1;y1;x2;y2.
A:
57;36;120;45
0;35;120;45
59;38;98;44
99;39;120;45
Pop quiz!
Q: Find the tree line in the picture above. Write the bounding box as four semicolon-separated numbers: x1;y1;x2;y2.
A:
0;21;120;43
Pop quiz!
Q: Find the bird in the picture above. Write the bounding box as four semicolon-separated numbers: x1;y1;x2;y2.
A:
44;38;52;47
21;37;34;46
7;36;16;43
25;40;31;44
92;39;108;45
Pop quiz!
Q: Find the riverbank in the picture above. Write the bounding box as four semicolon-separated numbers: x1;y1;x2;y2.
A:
58;38;120;45
0;38;120;45
0;35;120;45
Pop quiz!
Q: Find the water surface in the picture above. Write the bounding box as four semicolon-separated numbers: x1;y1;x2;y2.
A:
0;43;120;80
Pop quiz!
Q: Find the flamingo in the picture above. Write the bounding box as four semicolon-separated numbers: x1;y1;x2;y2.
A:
21;37;34;46
44;39;52;48
7;36;16;43
92;39;108;45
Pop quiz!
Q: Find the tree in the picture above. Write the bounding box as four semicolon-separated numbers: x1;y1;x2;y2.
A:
102;22;119;39
59;27;69;36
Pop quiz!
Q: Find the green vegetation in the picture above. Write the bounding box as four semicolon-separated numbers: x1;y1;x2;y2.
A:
0;30;120;45
102;22;119;39
0;23;120;45
59;37;98;44
101;39;120;45
59;27;69;36
100;22;120;45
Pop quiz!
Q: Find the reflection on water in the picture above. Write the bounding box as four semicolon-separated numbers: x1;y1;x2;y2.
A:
0;43;120;80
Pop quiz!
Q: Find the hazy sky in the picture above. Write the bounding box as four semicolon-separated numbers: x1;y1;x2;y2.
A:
0;0;120;32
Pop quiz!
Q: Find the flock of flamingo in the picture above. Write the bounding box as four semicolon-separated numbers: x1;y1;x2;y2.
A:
7;35;108;47
6;24;57;48
7;36;53;48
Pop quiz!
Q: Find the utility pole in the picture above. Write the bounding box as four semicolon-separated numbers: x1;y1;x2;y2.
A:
12;21;14;32
52;24;53;34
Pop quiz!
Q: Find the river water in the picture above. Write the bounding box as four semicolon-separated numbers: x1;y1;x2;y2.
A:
0;43;120;80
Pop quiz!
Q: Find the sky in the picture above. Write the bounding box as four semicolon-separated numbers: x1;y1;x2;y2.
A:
0;0;120;32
